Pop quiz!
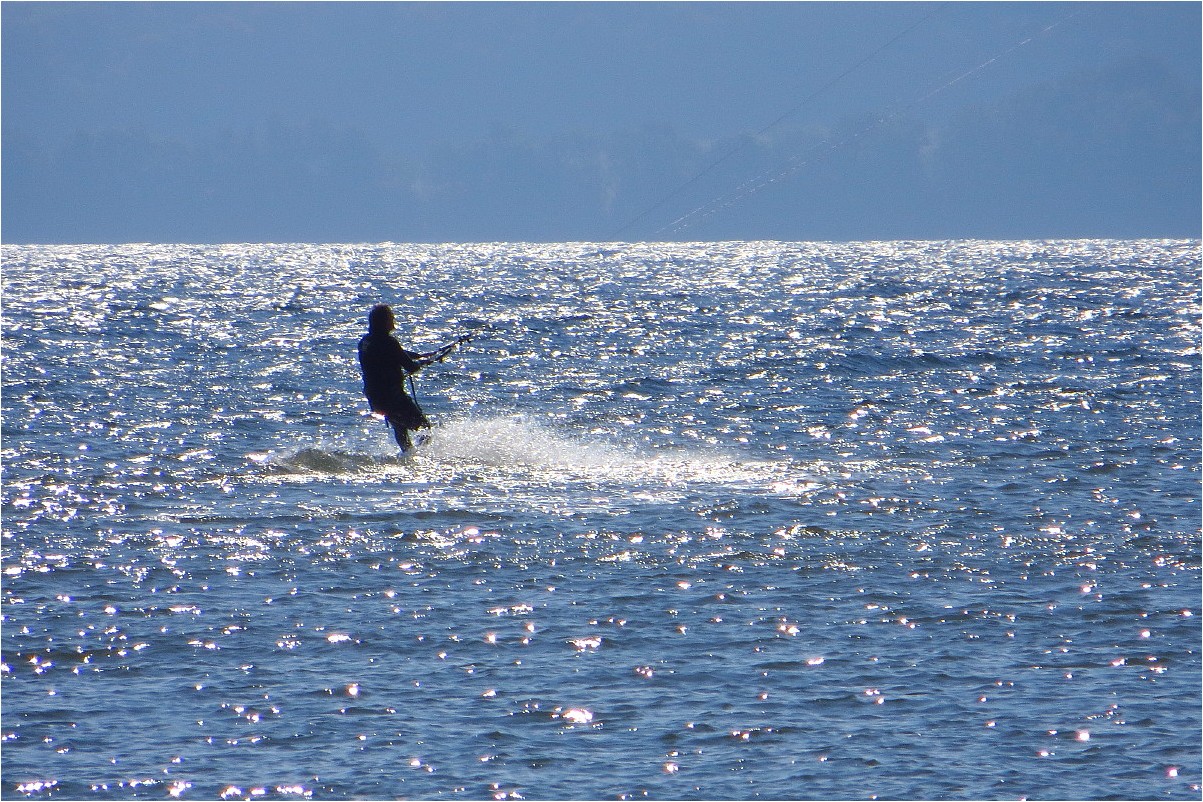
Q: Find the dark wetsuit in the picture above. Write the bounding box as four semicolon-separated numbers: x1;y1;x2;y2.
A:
357;332;431;450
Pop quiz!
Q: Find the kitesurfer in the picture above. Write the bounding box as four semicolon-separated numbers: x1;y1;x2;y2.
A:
357;303;437;452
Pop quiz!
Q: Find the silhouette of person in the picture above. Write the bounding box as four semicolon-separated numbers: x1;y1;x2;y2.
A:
357;304;437;451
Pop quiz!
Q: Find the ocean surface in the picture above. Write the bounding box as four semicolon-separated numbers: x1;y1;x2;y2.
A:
2;239;1199;801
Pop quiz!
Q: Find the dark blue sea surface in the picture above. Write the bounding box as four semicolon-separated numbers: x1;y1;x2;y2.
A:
2;240;1200;801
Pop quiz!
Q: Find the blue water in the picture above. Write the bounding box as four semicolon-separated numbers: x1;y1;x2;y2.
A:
2;240;1199;801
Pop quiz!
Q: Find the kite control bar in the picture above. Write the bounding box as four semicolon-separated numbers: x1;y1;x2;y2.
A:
427;333;473;364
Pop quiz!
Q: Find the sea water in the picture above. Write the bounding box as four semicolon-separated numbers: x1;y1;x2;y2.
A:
1;240;1199;801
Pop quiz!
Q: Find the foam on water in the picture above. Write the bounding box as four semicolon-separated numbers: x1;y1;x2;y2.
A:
251;413;828;509
416;413;820;493
420;414;634;472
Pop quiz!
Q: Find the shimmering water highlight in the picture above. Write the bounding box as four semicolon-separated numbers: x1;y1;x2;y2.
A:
2;239;1199;800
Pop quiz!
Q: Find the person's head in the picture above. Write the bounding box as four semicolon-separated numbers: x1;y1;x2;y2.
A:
368;303;395;334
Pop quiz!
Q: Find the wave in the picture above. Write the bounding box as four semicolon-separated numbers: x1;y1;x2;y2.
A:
249;445;403;476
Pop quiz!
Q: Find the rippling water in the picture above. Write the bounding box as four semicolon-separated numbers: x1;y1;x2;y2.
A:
2;240;1200;801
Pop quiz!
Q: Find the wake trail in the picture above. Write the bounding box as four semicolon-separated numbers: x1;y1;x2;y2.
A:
248;414;824;497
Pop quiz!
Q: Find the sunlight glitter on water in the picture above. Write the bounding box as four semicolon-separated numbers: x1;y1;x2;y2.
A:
2;239;1199;800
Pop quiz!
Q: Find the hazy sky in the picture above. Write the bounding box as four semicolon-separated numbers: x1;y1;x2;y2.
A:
3;1;1200;243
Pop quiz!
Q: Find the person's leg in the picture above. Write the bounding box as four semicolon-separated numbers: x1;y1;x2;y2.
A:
390;395;429;451
387;417;413;452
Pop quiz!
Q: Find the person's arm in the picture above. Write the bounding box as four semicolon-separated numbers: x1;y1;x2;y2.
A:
397;345;433;374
